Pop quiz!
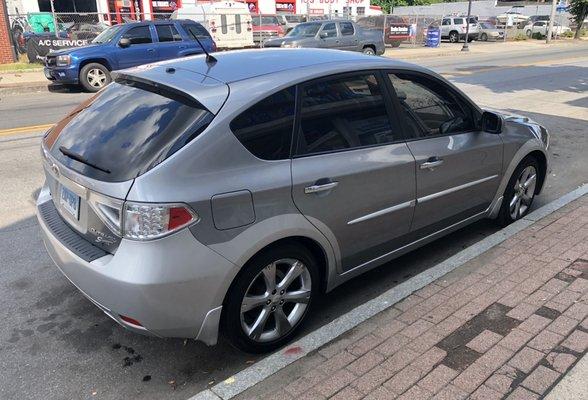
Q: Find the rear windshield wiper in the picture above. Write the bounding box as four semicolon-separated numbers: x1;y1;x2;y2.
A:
59;146;111;174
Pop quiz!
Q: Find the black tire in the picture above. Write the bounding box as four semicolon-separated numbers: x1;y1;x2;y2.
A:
498;156;540;227
79;62;111;92
526;30;532;38
449;31;459;43
480;33;488;41
222;243;320;353
391;41;402;48
362;46;376;55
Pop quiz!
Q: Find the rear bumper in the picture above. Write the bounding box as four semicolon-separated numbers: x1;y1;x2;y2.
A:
44;66;79;84
36;184;237;345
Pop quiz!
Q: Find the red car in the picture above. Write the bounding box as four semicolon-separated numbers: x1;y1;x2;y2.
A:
251;15;285;46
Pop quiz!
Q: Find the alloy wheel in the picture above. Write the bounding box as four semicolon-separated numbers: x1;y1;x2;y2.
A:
87;68;107;88
509;165;537;220
449;32;458;43
240;258;312;342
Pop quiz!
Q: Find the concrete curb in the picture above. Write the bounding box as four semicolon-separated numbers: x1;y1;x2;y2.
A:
545;353;588;400
189;183;588;400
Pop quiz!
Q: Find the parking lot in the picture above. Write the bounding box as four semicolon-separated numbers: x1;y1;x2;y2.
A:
0;41;587;399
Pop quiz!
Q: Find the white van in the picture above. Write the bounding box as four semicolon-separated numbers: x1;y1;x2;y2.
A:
171;2;254;49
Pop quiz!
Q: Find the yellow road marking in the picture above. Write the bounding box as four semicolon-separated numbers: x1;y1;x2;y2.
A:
0;123;54;137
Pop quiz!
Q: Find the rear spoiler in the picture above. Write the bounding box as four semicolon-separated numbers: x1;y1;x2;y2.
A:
112;65;229;115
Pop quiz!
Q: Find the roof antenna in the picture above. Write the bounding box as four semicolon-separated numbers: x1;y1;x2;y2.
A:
188;30;217;65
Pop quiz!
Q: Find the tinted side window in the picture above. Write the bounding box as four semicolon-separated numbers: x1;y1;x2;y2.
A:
235;14;242;34
442;19;451;25
221;15;228;34
454;18;464;25
230;87;296;160
321;22;337;37
156;25;182;42
340;21;354;35
388;73;475;138
296;74;399;156
181;23;209;39
122;26;152;44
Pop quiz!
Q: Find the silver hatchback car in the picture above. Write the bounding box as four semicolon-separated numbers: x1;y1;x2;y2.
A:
37;49;550;353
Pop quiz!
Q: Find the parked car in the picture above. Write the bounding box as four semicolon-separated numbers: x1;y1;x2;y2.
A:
277;14;307;33
171;2;254;49
251;15;285;45
43;20;215;92
527;15;550;24
37;48;550;353
497;6;529;25
478;22;504;41
440;16;480;43
356;15;411;47
524;21;572;38
263;20;385;55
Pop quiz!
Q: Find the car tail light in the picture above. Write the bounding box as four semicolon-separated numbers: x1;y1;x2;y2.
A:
247;20;252;31
122;202;199;241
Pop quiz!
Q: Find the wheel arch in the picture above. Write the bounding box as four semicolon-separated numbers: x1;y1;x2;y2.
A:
222;236;330;308
79;58;112;72
362;44;376;52
488;141;549;219
526;150;547;195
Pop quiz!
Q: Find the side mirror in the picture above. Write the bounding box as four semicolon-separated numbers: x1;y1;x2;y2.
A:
319;32;328;39
481;111;502;134
119;38;131;48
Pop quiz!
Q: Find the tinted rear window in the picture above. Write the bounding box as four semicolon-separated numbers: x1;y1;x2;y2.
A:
48;80;213;182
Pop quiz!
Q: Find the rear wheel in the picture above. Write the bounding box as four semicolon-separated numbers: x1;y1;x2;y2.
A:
80;62;111;92
480;33;488;41
223;244;319;353
362;46;376;55
449;31;459;43
498;157;540;226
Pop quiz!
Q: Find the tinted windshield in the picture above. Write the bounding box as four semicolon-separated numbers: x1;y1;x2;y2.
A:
287;22;321;37
92;25;123;43
252;16;279;26
47;80;213;182
285;15;305;23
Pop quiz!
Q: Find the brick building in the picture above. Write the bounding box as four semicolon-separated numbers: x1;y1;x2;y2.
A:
1;0;16;63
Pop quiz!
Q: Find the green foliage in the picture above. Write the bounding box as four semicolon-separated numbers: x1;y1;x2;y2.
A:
514;33;528;41
569;0;588;38
561;30;574;38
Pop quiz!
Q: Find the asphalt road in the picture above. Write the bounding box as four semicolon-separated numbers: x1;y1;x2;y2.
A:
1;43;587;400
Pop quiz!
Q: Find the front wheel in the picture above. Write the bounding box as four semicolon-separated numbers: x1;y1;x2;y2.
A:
222;244;319;353
449;31;459;43
480;33;488;41
80;62;111;92
362;46;376;55
498;157;540;226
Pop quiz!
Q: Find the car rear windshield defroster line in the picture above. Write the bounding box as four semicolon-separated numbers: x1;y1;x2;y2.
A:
47;79;214;183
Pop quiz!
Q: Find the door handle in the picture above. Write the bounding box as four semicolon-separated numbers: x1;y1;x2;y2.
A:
305;181;339;194
420;157;444;170
147;48;156;53
179;45;186;49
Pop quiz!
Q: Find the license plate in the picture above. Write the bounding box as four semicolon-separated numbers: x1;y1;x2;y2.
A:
60;186;80;220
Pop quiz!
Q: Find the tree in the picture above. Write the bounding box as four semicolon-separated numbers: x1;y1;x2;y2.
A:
569;0;588;39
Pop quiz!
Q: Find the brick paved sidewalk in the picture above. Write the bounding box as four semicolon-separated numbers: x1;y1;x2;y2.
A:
235;195;588;400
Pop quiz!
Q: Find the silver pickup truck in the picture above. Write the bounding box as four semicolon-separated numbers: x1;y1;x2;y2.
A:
262;20;385;55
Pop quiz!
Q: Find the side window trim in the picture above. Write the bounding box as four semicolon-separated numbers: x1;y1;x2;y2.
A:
122;24;154;45
383;69;482;142
292;70;406;159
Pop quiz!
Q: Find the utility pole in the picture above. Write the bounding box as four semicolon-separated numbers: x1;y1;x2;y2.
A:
546;0;558;43
50;0;59;38
462;0;472;51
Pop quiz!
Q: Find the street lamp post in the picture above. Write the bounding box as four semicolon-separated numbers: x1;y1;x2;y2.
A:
462;0;473;51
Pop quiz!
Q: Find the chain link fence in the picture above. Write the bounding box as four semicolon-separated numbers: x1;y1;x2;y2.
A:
7;10;578;63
